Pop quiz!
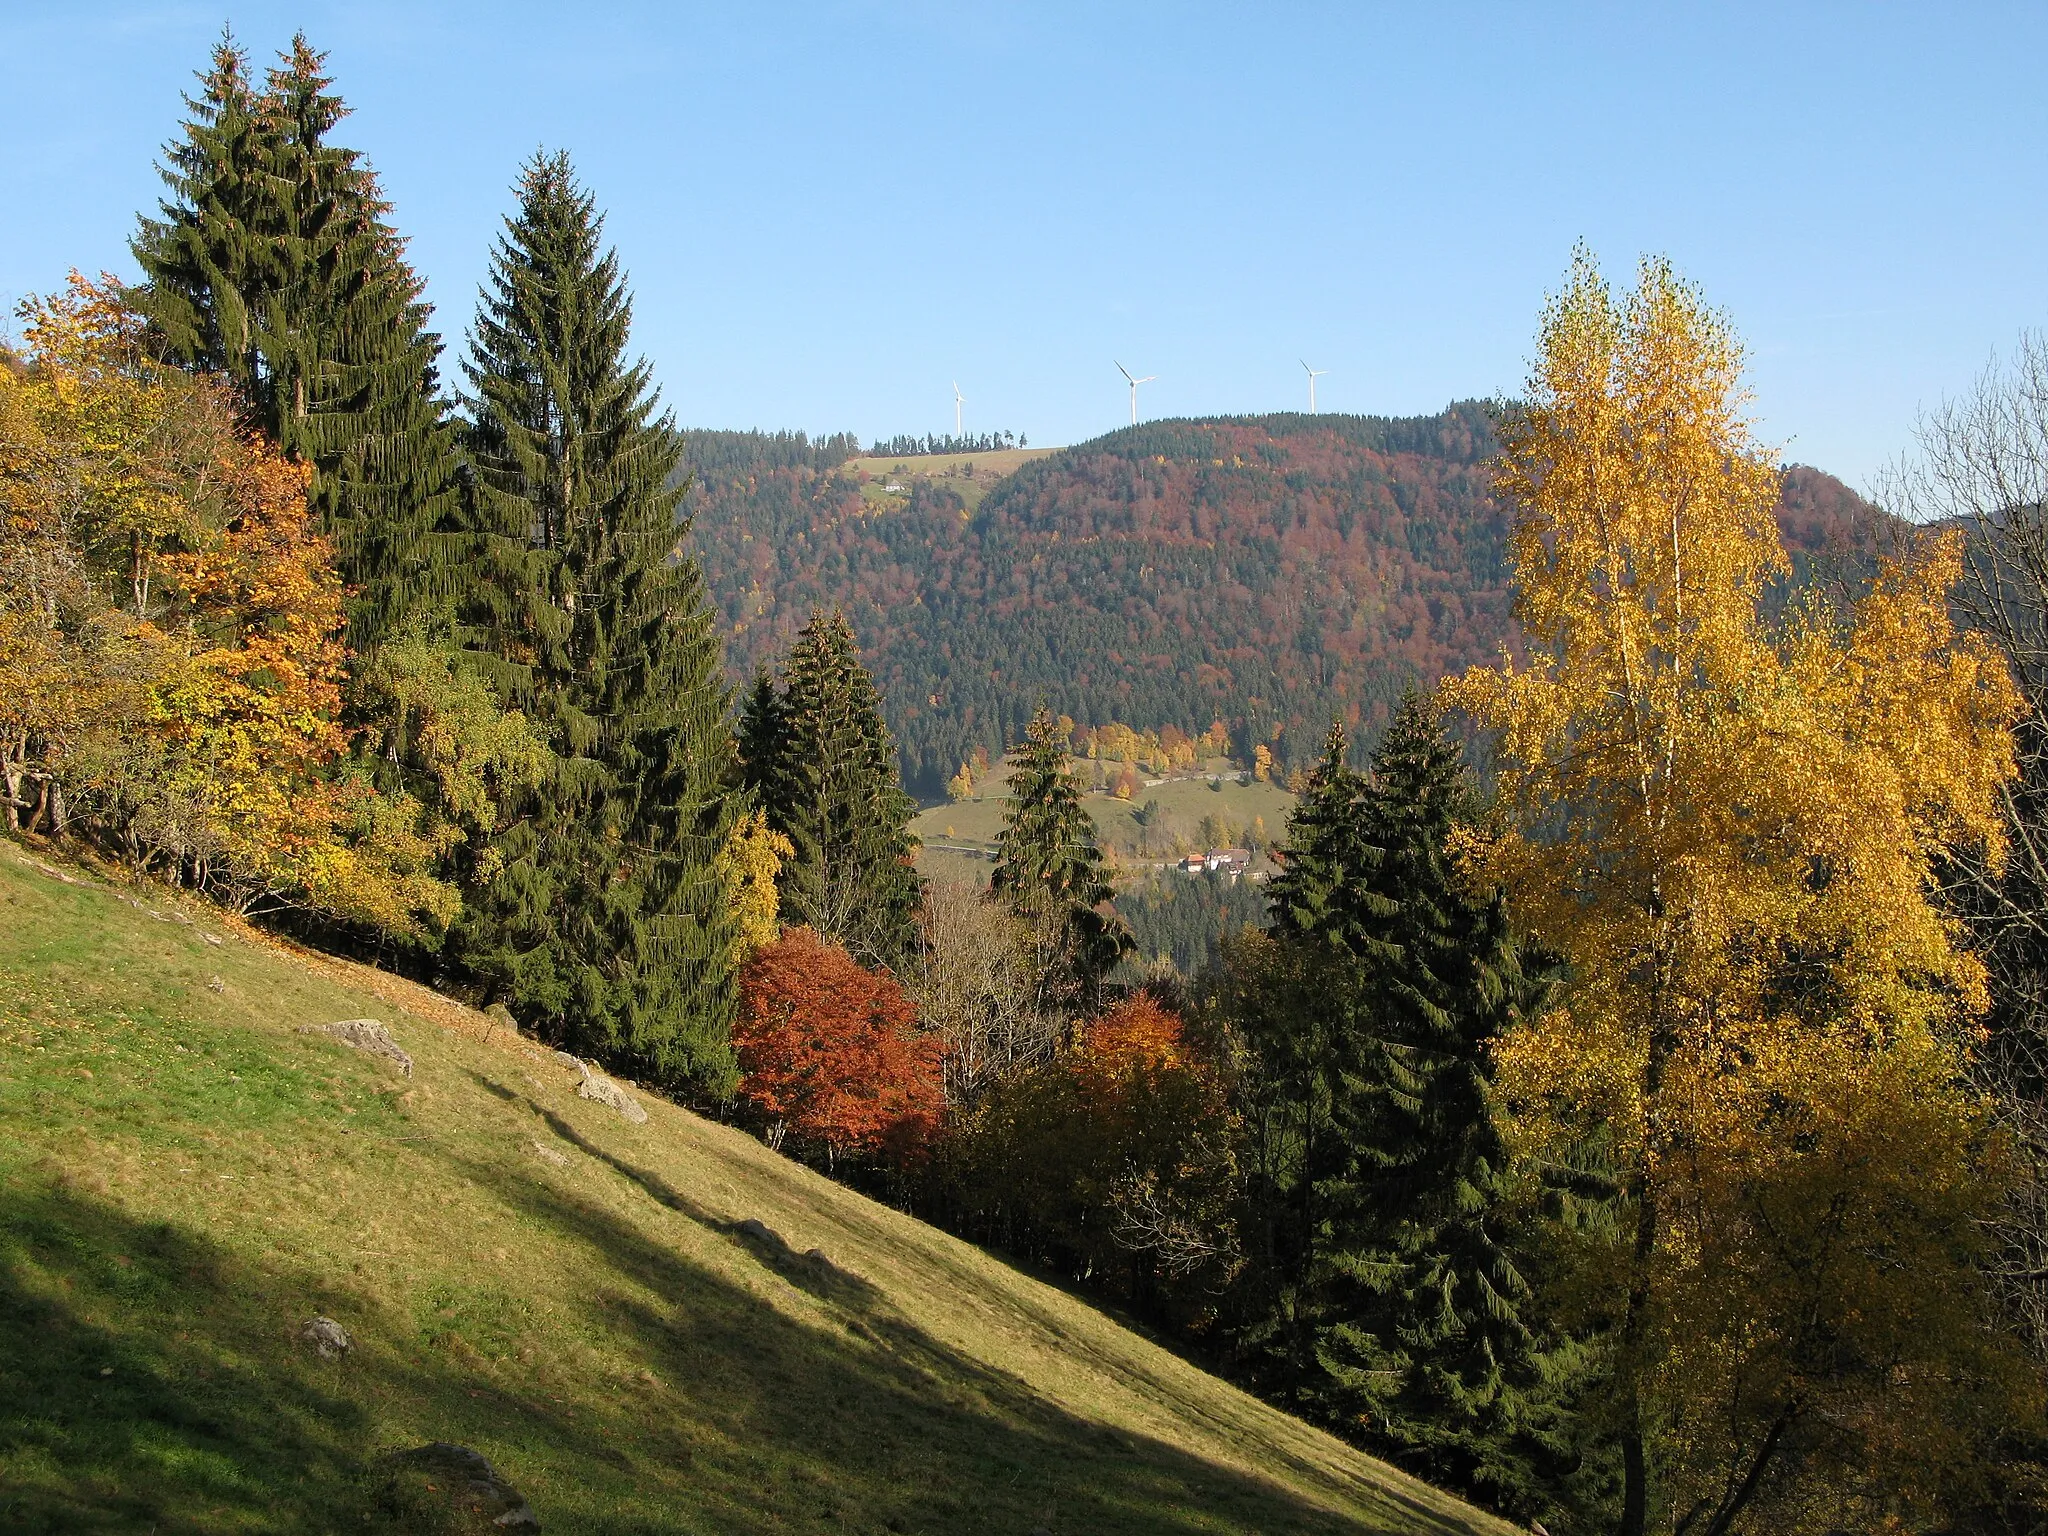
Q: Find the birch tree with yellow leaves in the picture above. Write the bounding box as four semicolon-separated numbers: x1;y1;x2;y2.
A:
1448;252;2035;1535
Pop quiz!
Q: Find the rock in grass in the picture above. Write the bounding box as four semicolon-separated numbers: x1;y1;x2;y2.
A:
735;1218;781;1245
528;1140;571;1169
378;1442;539;1529
298;1315;352;1359
483;1002;517;1033
300;1018;412;1077
573;1062;646;1123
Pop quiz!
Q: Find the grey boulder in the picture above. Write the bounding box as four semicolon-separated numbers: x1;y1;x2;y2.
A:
297;1315;351;1359
574;1061;647;1123
300;1018;412;1077
379;1442;539;1529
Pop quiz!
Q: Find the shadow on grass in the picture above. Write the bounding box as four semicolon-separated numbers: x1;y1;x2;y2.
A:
496;1082;890;1318
0;1152;1487;1536
0;1183;383;1533
442;1136;1492;1536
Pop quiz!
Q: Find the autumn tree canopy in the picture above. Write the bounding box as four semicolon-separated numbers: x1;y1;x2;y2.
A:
734;926;942;1164
1448;250;2029;1536
0;277;455;935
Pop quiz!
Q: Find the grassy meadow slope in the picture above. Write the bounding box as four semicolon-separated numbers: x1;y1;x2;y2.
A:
847;448;1057;516
0;841;1512;1536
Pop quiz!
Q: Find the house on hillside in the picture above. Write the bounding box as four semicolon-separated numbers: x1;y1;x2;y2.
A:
1177;854;1206;875
1206;848;1251;876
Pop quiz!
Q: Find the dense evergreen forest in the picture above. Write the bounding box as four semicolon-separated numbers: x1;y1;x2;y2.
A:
681;409;1879;797
1117;870;1270;976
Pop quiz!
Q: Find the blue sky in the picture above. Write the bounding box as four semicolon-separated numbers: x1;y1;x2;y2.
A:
5;3;2043;486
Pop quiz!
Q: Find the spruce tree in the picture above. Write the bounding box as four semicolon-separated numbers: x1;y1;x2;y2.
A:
454;150;740;1093
133;32;461;648
1237;723;1389;1384
129;35;266;390
990;705;1132;1007
1267;722;1387;957
738;609;921;971
1239;696;1576;1521
734;669;783;794
1318;695;1565;1512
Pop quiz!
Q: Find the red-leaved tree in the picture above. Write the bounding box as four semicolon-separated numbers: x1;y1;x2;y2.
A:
735;927;943;1165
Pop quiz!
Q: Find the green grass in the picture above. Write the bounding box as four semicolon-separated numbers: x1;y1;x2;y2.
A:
915;770;1295;881
843;448;1055;516
0;839;1510;1535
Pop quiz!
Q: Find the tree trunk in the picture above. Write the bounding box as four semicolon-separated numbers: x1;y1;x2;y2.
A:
1622;1423;1649;1536
1620;916;1678;1536
1618;1173;1658;1536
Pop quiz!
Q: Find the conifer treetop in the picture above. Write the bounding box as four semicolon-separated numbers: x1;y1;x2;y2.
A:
992;705;1132;1001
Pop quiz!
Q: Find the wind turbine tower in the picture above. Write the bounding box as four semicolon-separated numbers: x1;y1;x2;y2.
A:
952;381;964;437
1302;360;1329;414
1115;361;1157;426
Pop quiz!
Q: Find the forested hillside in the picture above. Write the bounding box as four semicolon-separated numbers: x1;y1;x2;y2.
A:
681;409;1880;796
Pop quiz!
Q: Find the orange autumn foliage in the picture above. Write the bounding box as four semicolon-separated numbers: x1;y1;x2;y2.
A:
960;993;1238;1308
1445;251;2029;1529
734;927;943;1162
0;275;454;935
1076;994;1187;1074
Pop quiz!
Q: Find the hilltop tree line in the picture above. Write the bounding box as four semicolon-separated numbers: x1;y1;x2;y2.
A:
867;430;1025;456
675;427;862;478
6;32;2048;1536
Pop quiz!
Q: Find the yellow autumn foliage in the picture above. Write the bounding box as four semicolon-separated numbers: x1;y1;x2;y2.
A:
1448;251;2032;1531
0;275;456;938
716;807;794;961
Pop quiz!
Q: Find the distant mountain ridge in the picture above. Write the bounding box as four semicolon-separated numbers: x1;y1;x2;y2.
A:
681;406;1881;799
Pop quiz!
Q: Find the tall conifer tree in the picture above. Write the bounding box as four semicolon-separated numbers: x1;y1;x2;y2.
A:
1237;723;1388;1382
454;150;740;1092
1326;695;1566;1510
738;610;921;970
133;32;460;647
991;705;1132;1007
1242;696;1577;1521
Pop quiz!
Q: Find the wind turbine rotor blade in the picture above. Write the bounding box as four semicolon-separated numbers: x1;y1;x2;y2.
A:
1116;361;1135;384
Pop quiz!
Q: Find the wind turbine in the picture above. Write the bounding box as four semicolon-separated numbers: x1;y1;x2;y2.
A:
1301;360;1329;414
952;381;964;437
1115;361;1156;426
